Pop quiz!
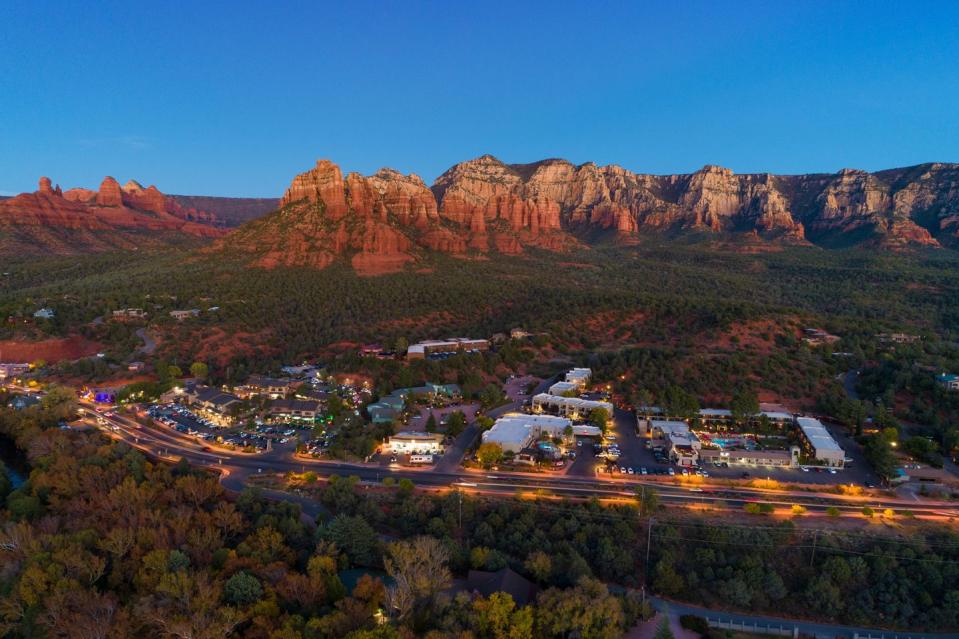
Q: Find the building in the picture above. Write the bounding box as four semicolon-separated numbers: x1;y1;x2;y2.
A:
510;328;530;339
0;362;31;379
699;447;799;468
481;413;573;453
127;361;145;372
530;393;613;421
8;393;41;410
547;380;580;396
269;398;321;422
387;431;445;454
467;568;537;607
564;368;592;388
170;309;200;320
650;420;702;467
795;417;845;467
33;308;55;319
802;327;840;346
406;338;490;359
185;386;242;426
877;332;921;344
241;375;298;399
112;308;147;320
937;373;959;392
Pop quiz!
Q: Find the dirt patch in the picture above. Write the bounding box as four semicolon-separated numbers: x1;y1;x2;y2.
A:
0;335;103;363
702;318;798;355
181;327;277;368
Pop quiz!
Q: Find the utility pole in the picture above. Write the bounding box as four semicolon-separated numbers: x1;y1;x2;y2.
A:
645;517;654;581
458;490;463;531
809;529;819;567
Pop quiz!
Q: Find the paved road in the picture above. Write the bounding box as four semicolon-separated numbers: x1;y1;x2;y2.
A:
651;597;955;639
88;404;959;521
135;328;157;355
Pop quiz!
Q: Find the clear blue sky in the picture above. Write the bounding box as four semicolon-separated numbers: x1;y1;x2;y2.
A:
2;1;957;197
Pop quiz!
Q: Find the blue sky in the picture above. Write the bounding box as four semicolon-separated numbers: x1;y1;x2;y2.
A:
1;1;957;197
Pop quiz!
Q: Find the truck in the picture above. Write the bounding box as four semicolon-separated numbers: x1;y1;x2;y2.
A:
409;454;433;465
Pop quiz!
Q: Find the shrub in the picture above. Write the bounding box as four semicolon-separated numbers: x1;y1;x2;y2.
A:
679;614;710;635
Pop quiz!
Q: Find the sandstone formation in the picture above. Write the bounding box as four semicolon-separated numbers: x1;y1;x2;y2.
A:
0;176;227;255
218;156;959;275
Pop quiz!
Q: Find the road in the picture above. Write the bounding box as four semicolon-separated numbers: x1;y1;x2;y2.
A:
86;403;959;522
135;328;157;355
650;596;955;639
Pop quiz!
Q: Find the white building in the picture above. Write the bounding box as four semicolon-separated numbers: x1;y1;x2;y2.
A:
548;380;580;396
651;420;702;467
564;368;592;388
33;308;55;319
531;393;613;420
387;431;445;454
481;413;573;453
796;417;845;467
937;373;959;392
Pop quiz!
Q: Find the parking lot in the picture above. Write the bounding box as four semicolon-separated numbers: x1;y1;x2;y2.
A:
565;407;881;487
149;403;307;452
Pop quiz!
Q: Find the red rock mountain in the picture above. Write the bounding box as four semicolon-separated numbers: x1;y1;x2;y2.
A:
0;176;228;254
219;156;959;275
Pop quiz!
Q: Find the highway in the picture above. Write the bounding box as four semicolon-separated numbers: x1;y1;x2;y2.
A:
85;402;959;521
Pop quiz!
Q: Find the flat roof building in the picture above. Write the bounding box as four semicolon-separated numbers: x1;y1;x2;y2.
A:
406;338;489;359
564;368;592;388
481;413;572;454
531;393;613;421
796;417;845;467
270;398;321;421
388;431;445;454
548;381;580;396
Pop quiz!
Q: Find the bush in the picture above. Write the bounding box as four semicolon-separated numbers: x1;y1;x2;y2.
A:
679;614;710;635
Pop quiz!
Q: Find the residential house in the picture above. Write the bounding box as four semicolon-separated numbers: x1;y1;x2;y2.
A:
33;308;55;319
169;309;200;320
937;373;959;392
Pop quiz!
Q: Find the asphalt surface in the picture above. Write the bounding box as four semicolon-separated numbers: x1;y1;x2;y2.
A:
86;402;959;521
650;597;956;639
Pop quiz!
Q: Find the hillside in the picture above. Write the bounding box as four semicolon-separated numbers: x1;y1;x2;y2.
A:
213;156;959;275
0;177;227;255
167;194;279;227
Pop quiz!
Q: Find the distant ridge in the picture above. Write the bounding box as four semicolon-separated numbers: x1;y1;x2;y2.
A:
212;156;959;275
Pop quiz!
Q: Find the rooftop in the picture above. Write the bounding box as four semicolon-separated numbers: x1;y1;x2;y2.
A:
796;417;843;453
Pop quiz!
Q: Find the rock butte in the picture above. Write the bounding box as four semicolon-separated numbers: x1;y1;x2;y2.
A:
0;176;228;254
218;156;959;275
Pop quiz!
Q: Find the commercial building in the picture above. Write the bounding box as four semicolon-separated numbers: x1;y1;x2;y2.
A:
241;375;298;399
406;338;490;359
269;398;321;422
699;447;799;468
650;420;702;467
387;431;445;454
795;417;845;467
185;386;242;426
531;393;612;420
937;373;959;391
481;413;573;454
0;362;31;379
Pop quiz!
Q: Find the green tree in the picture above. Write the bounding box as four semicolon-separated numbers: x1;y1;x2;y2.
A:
653;615;675;639
477;442;504;468
425;412;437;433
189;361;209;380
223;571;263;606
588;407;610;432
446;410;467;438
322;515;380;566
730;387;760;426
